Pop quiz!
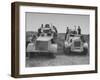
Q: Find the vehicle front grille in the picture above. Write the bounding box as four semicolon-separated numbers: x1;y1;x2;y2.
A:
35;41;48;51
74;41;81;47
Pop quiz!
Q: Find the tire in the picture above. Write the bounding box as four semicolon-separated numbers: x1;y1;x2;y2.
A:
48;53;56;58
64;46;70;55
82;48;88;55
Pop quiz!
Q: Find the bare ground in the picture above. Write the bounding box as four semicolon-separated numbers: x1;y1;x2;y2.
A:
26;54;89;67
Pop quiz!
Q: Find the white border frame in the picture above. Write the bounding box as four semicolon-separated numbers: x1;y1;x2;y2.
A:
19;6;95;74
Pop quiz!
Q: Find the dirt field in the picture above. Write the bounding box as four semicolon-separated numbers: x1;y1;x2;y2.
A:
26;54;89;67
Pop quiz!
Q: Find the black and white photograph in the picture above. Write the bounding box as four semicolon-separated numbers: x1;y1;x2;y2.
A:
11;2;97;78
26;12;90;67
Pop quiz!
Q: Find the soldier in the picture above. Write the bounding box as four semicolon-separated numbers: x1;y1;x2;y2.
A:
65;27;69;40
77;26;81;35
37;24;43;36
45;24;50;28
26;35;33;49
53;26;57;33
53;26;58;38
74;25;77;34
50;25;57;43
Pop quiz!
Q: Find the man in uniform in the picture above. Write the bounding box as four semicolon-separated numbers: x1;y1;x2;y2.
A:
38;24;43;36
77;26;81;35
65;27;69;40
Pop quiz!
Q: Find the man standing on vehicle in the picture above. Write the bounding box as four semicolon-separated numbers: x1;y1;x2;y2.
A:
65;27;69;40
38;24;43;36
77;26;81;35
52;26;58;38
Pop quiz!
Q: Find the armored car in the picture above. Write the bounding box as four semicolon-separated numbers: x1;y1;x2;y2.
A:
64;29;88;55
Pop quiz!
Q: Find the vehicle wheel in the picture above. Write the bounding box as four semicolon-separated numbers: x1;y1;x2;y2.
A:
82;48;88;55
64;46;70;55
48;53;56;58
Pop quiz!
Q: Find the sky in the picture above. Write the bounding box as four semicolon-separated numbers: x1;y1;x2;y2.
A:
25;12;90;34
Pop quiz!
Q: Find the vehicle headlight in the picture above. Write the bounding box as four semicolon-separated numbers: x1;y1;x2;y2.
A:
49;44;57;53
65;41;70;47
83;42;88;48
